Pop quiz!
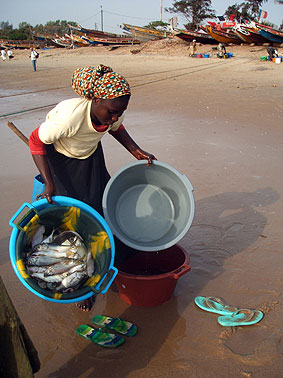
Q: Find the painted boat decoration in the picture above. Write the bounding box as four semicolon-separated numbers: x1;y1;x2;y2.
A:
233;25;269;44
206;26;242;44
256;24;283;43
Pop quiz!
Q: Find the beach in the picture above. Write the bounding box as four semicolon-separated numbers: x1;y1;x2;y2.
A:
0;39;283;377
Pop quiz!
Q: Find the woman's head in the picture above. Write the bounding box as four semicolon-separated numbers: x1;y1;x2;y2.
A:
71;64;131;100
90;95;130;126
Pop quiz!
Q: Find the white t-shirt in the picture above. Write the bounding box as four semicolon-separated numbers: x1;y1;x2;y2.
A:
38;97;124;159
30;51;38;60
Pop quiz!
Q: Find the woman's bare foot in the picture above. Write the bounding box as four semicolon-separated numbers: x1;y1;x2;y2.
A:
76;295;96;312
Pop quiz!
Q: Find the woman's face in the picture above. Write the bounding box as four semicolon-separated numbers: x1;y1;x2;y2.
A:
90;95;130;126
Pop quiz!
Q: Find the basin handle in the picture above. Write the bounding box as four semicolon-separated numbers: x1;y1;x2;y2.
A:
172;264;191;279
9;202;39;231
91;267;118;294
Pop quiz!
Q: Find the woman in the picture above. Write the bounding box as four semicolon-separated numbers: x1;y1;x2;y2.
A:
29;65;156;311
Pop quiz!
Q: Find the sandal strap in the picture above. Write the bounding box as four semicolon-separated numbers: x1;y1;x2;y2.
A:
204;297;238;313
233;309;256;322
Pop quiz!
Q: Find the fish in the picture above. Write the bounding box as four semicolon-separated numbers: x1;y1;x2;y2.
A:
26;265;48;274
26;255;63;266
25;228;95;293
31;225;45;248
43;259;79;276
30;271;69;283
56;271;88;292
86;250;95;277
32;243;81;259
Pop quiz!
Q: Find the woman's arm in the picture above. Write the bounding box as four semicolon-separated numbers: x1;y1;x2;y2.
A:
109;127;157;165
29;127;55;203
32;154;56;204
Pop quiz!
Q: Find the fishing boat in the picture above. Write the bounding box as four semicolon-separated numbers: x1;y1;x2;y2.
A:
51;35;73;48
233;24;269;44
68;24;134;40
256;24;283;44
174;28;217;44
81;34;140;46
121;23;173;42
206;26;242;44
0;39;42;49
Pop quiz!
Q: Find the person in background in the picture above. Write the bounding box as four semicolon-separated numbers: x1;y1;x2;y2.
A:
1;49;7;61
266;46;279;61
29;64;157;311
188;39;197;57
217;43;226;59
30;47;38;71
7;49;14;59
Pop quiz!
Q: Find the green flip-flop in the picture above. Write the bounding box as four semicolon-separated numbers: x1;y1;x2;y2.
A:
217;309;264;327
194;296;238;315
91;315;137;337
75;324;125;348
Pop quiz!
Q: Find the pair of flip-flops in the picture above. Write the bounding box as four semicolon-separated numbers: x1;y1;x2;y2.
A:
75;315;137;348
195;296;264;326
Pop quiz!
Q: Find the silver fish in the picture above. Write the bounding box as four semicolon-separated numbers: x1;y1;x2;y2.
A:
31;225;45;248
27;265;48;274
30;271;69;283
32;243;80;259
43;259;79;276
26;255;63;266
86;250;95;277
56;271;87;291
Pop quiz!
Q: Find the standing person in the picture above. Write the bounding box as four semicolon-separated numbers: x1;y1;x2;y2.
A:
30;47;38;71
188;39;197;57
29;64;157;311
1;49;6;61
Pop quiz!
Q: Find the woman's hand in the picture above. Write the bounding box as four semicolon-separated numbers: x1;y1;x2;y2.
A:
41;182;56;204
133;149;157;166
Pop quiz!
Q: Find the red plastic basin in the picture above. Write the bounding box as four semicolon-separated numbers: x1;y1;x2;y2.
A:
115;244;191;307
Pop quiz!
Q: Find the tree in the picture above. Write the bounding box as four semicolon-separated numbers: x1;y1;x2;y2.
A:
165;0;215;30
0;21;13;30
143;20;169;29
224;1;269;21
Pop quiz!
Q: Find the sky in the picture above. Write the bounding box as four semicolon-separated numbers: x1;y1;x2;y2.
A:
1;0;282;34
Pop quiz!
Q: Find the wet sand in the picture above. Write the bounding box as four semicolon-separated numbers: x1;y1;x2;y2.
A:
0;43;283;377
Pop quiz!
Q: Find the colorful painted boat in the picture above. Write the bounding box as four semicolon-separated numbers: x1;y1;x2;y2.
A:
81;34;140;46
121;23;173;42
206;26;242;44
174;28;217;44
256;24;283;43
233;25;269;44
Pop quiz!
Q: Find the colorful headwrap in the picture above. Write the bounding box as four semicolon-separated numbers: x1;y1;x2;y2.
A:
71;64;131;99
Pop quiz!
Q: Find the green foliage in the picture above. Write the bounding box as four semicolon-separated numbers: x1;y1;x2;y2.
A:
165;0;215;30
0;19;77;40
143;20;169;29
224;1;268;21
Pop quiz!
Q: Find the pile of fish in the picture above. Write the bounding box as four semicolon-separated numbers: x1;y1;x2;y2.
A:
24;226;95;293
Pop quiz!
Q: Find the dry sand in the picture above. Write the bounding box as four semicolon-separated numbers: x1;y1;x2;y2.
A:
0;38;283;378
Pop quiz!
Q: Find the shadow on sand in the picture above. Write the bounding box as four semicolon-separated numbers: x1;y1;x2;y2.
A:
45;187;279;378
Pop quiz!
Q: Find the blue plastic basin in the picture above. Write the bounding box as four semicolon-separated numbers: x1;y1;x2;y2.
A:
9;196;117;303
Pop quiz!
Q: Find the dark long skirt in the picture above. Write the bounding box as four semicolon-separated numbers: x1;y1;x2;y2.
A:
46;142;137;265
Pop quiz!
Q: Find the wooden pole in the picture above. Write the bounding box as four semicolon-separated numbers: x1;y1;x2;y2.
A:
6;121;29;146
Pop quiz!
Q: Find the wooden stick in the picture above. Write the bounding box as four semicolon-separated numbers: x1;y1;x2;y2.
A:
6;121;29;146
